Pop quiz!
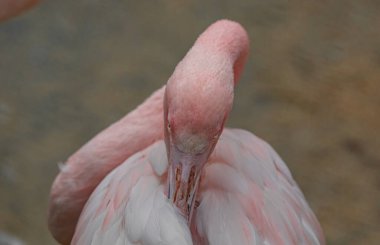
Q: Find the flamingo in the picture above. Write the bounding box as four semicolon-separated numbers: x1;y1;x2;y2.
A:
48;20;325;245
0;0;39;22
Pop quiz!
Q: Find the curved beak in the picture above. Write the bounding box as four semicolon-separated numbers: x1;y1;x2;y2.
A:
167;145;209;223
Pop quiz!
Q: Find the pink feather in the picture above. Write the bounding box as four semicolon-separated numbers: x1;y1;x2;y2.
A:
48;20;325;245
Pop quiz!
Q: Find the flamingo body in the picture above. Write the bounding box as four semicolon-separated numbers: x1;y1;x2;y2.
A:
73;129;323;244
48;20;325;245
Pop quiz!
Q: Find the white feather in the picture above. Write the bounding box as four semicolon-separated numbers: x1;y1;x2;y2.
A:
73;129;324;245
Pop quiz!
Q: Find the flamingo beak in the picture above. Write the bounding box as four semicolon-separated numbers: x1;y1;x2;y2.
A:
167;146;209;223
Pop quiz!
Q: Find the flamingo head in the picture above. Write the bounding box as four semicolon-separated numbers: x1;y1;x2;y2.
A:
164;65;234;222
164;19;248;223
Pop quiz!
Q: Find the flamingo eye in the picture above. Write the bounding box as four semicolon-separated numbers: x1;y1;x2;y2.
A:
167;123;171;132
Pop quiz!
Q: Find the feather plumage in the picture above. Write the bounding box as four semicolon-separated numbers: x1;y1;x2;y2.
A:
73;129;324;245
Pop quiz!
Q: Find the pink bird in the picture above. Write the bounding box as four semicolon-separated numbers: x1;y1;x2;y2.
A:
0;0;39;22
48;20;325;245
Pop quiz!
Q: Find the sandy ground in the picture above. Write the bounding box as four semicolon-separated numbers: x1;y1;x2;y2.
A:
0;0;379;244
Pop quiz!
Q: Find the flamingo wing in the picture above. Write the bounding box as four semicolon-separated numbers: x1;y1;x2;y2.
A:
72;141;192;245
193;128;325;245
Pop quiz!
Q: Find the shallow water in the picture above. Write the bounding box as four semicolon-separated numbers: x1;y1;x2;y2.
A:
0;1;379;244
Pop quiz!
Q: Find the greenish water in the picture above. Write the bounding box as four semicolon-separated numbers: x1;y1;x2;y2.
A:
0;1;379;244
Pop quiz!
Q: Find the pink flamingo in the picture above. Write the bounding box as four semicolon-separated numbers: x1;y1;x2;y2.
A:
48;20;325;245
0;0;39;22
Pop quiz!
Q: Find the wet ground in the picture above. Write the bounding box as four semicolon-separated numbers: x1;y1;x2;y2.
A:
0;0;379;244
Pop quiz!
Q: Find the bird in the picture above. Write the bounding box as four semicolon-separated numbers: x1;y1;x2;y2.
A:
0;0;39;22
48;20;325;245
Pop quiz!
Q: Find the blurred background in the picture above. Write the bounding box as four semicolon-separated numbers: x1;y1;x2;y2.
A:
0;0;379;244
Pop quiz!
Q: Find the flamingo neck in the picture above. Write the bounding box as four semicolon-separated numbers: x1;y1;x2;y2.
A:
194;20;249;83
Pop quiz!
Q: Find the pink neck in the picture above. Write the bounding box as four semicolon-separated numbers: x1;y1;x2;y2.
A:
195;20;249;83
49;87;165;244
